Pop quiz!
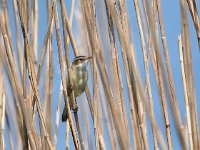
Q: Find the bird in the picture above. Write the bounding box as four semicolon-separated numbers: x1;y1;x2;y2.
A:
62;56;92;122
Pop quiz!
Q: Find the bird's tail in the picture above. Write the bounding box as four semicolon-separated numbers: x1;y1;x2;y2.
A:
62;105;68;122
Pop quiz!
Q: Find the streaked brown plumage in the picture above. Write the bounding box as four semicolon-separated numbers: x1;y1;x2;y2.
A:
62;56;92;122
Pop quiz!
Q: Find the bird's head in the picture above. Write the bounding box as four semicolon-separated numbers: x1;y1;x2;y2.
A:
71;56;92;69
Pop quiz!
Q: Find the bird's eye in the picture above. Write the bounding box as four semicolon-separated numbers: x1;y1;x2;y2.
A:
77;59;83;64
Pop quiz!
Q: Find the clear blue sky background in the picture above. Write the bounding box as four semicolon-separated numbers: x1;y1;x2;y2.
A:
4;0;200;149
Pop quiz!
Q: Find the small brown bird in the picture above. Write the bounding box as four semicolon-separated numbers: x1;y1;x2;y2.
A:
62;56;92;122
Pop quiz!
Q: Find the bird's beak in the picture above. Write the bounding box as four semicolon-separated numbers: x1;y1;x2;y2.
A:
87;56;92;60
86;56;92;65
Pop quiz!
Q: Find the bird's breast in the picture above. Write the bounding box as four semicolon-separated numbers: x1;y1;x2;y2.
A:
73;68;88;97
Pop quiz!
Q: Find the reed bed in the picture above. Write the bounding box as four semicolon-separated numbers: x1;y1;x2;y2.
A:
0;0;199;149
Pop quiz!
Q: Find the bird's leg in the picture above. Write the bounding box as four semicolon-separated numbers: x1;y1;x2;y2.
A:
69;84;74;93
72;99;78;113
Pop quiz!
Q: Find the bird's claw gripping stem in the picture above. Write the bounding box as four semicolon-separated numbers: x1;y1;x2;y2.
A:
72;104;78;113
70;84;75;93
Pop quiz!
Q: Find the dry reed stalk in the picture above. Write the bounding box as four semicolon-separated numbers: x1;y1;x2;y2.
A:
133;0;158;149
139;4;167;149
31;3;54;136
36;3;54;83
178;35;193;150
4;71;23;149
59;0;85;149
1;13;38;149
112;0;169;149
99;81;117;149
143;1;173;149
156;0;187;148
0;94;5;150
43;2;53;148
65;121;70;149
93;54;99;150
25;0;30;34
145;38;169;149
53;0;79;149
16;0;53;149
53;1;75;149
105;1;131;147
59;0;75;109
114;1;128;126
104;1;139;147
0;45;4;149
120;2;154;149
42;42;52;149
0;42;24;149
21;2;30;149
105;3;141;150
140;0;158;142
22;38;29;149
0;64;13;150
86;6;106;144
185;0;200;49
92;58;106;150
98;135;106;150
3;69;25;150
60;0;75;65
53;81;63;149
96;74;106;149
48;26;53;140
80;100;93;149
140;0;157;71
12;0;23;76
180;0;200;149
61;0;76;148
5;112;14;150
2;0;15;61
81;1;129;149
74;112;85;150
31;0;38;65
133;1;172;149
109;1;150;149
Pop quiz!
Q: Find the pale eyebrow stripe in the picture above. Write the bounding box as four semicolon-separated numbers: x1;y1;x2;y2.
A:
72;56;86;64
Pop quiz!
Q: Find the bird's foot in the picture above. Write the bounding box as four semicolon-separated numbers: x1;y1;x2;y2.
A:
69;84;75;93
72;104;78;113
